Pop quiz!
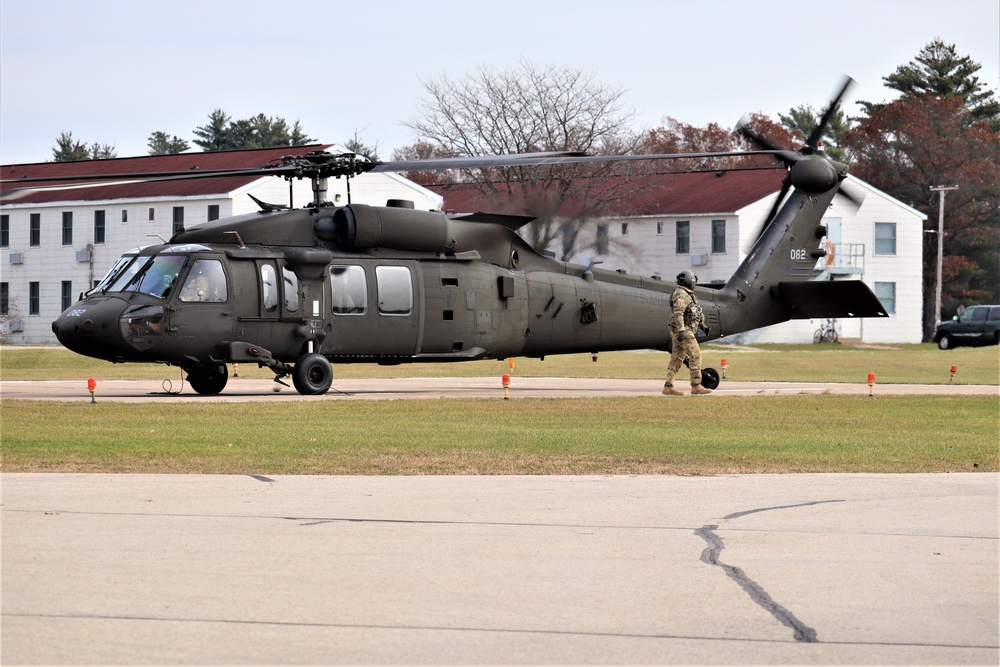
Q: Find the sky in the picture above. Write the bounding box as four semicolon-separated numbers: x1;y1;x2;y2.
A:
1;0;998;165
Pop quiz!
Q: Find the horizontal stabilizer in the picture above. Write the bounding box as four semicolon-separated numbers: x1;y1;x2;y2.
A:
777;280;889;319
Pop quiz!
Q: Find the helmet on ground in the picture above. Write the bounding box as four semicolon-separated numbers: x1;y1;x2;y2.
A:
676;270;697;288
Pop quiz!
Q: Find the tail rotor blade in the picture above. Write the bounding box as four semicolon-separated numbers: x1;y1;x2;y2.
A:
805;75;855;149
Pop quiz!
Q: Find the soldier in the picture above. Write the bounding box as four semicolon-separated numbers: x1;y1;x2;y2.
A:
663;270;712;396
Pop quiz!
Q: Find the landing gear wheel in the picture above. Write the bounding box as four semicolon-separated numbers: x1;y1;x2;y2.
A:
186;364;228;395
293;353;332;395
701;367;720;390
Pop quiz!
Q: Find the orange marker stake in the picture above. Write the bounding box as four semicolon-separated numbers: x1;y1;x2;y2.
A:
720;358;728;379
950;365;957;383
508;357;515;373
502;373;511;400
87;377;97;404
867;372;875;398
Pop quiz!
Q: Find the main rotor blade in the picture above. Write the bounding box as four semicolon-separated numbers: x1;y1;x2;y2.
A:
369;149;791;173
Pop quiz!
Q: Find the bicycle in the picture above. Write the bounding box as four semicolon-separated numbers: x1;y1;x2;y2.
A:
813;318;839;344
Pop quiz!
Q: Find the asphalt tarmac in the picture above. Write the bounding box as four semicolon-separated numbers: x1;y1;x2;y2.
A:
3;473;997;664
3;378;998;664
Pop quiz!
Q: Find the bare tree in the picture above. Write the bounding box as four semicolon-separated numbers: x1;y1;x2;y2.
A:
402;61;642;258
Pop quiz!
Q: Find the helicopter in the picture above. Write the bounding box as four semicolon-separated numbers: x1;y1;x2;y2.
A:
11;78;887;396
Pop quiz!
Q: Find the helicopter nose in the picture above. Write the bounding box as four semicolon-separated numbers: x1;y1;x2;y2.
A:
52;296;133;359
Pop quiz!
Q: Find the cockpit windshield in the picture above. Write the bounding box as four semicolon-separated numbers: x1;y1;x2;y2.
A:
103;255;187;299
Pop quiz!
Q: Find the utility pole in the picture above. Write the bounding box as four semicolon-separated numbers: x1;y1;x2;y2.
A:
929;185;959;329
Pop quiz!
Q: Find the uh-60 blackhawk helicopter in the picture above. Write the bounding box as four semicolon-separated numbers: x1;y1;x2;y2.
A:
15;78;887;396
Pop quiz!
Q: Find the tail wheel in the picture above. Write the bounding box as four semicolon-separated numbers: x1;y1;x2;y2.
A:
186;364;229;395
293;353;333;395
701;367;720;390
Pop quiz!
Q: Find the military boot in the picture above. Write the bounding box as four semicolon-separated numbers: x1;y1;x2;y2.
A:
662;384;684;396
690;384;712;395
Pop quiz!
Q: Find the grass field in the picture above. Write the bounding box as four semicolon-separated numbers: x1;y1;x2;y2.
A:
2;343;997;475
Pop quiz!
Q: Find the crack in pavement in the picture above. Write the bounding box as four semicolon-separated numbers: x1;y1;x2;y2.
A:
696;500;845;643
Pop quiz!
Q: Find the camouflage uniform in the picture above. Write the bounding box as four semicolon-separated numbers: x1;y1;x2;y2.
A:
664;285;705;388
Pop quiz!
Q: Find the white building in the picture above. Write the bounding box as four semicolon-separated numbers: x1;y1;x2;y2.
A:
0;145;443;344
430;168;926;344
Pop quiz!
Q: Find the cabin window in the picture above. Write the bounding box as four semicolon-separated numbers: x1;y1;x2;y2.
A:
329;265;367;315
261;264;278;313
282;265;299;312
376;265;413;316
179;259;228;303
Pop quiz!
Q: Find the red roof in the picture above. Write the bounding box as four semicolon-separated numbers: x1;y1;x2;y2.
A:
0;144;332;204
427;168;786;217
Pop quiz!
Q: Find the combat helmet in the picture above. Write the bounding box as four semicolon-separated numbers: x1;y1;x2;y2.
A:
676;270;698;288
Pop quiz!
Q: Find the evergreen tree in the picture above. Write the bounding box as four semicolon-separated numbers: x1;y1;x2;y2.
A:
147;131;190;155
861;39;1000;129
51;131;91;161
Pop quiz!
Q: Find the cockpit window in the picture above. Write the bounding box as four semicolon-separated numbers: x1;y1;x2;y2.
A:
89;255;136;295
179;259;228;303
106;256;151;293
133;256;186;299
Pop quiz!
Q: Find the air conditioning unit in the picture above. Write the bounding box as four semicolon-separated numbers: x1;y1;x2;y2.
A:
690;253;707;266
9;252;23;265
75;248;92;262
8;319;23;332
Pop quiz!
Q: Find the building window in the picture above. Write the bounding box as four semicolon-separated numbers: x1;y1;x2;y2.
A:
561;226;575;258
656;221;664;235
172;207;184;235
29;282;40;315
148;207;155;222
207;205;220;221
0;282;8;315
676;221;690;254
874;281;896;314
711;219;726;253
61;280;73;311
94;210;106;244
0;214;8;247
30;213;41;247
122;209;128;223
62;212;73;245
874;222;896;255
596;223;609;255
621;222;629;236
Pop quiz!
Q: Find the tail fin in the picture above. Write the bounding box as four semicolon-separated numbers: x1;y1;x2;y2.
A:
718;155;887;333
